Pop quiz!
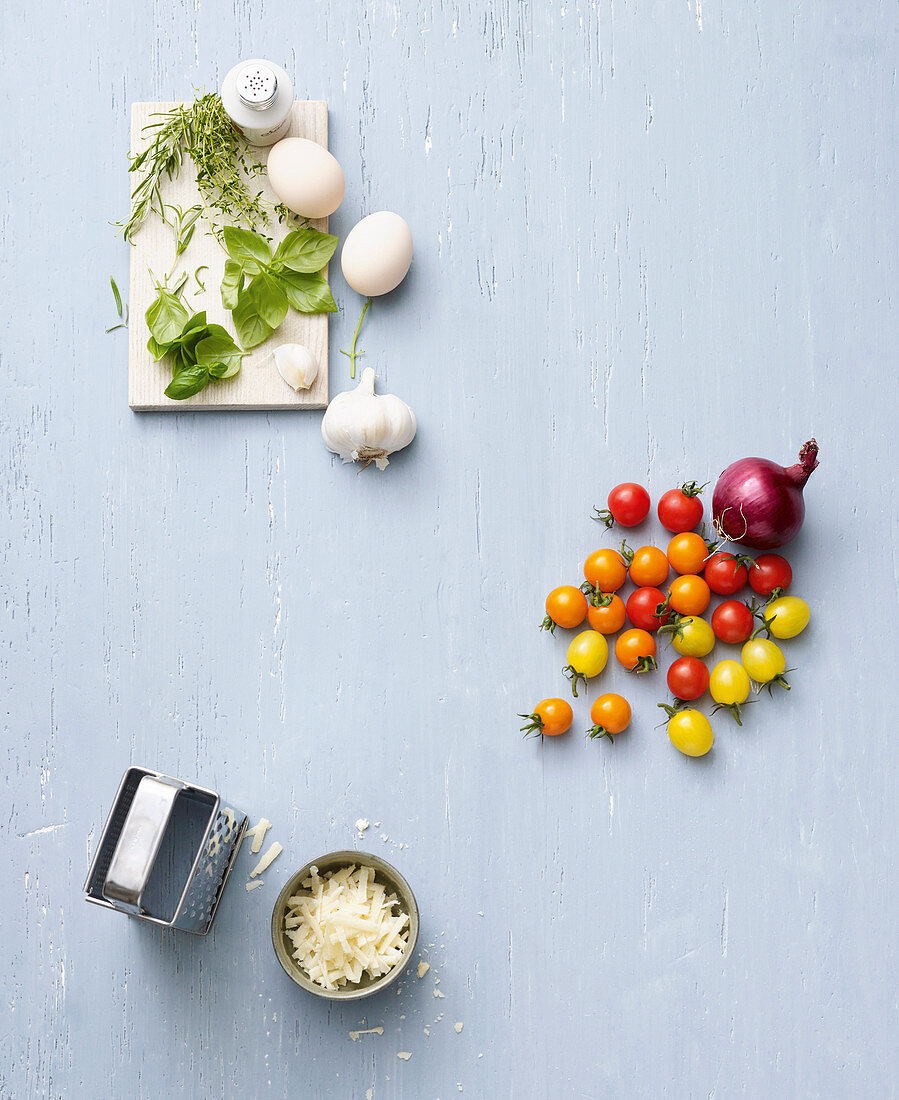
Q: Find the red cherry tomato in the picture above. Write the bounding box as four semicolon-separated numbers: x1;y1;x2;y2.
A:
711;600;755;644
748;554;792;596
704;552;749;595
625;587;670;632
595;483;651;528
666;656;710;701
657;483;705;533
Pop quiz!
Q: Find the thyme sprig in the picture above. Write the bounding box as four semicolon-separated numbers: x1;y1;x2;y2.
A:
122;93;290;244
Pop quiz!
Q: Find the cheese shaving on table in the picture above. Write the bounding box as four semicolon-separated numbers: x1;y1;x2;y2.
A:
244;818;272;855
283;863;410;991
250;841;282;878
416;961;430;978
246;880;264;892
397;1052;412;1061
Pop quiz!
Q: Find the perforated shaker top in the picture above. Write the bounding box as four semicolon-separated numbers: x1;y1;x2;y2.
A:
236;64;278;110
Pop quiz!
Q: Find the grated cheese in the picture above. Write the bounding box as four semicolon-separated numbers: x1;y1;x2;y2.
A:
283;863;410;991
397;1052;412;1061
246;880;264;892
416;961;430;978
244;817;272;855
250;841;282;877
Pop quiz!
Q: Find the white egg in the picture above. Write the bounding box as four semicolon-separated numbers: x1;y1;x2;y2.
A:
340;212;413;297
267;137;345;219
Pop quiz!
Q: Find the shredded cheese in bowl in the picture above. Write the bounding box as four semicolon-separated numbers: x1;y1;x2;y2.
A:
283;863;411;992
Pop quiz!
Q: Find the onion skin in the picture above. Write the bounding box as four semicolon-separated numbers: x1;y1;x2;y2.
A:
712;440;819;550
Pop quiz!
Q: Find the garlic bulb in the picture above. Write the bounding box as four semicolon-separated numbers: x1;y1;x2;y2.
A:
274;343;319;390
321;367;416;470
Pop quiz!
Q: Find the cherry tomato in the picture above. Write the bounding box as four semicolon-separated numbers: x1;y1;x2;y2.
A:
583;548;628;593
594;483;651;528
670;616;716;658
703;551;750;595
587;693;632;741
627;545;669;587
667;574;711;616
625;587;670;632
709;660;752;725
664;708;714;757
541;585;588;633
562;631;609;697
711;600;754;644
586;593;627;635
519;698;573;738
748;554;793;596
615;628;658;673
741;638;790;691
666;656;710;701
666;532;710;575
657;482;705;533
761;596;809;639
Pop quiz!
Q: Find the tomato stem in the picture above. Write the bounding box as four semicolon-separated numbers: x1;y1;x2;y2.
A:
518;712;545;738
561;665;586;698
591;507;614;528
681;480;709;498
587;725;614;742
618;539;635;566
539;615;557;635
627;655;658;674
711;701;750;726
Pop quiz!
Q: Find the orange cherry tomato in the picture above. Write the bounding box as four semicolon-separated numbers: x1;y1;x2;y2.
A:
666;532;710;575
586;593;627;635
583;548;628;593
519;698;574;738
614;628;658;673
541;586;588;633
627;545;669;587
587;693;632;741
667;574;711;616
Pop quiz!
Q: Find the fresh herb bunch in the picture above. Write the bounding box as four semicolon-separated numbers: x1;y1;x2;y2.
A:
146;287;247;400
221;226;338;348
123;94;286;243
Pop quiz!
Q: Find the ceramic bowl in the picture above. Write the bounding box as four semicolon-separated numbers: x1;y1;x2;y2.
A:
271;850;419;1000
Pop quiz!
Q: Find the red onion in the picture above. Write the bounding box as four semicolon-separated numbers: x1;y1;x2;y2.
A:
712;440;819;550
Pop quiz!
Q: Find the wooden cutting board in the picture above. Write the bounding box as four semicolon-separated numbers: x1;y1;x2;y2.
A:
127;101;330;411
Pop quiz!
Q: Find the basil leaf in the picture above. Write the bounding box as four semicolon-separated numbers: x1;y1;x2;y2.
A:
272;228;339;273
232;295;275;349
277;270;338;314
146;289;188;345
249;273;289;329
223;226;272;270
221;261;244;310
180;311;207;335
165;364;209;400
195;332;246;379
147;335;170;361
206;362;229;379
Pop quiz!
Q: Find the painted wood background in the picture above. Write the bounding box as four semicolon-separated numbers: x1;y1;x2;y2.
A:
2;1;897;1097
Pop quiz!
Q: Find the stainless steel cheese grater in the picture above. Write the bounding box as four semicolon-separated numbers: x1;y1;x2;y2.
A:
84;766;247;934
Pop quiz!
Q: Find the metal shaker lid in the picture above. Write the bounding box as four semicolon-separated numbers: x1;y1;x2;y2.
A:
236;63;278;110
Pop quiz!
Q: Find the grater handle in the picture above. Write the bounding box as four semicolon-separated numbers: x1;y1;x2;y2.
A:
102;775;183;913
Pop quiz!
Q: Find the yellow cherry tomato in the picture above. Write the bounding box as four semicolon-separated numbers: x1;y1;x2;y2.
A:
763;596;810;640
709;660;752;725
741;638;790;691
562;630;609;697
519;698;574;738
665;708;714;757
587;693;632;741
671;616;716;658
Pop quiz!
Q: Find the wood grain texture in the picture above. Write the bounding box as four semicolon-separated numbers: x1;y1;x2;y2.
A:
2;1;898;1098
128;101;330;411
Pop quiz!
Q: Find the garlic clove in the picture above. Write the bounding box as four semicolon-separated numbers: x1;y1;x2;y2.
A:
274;343;319;390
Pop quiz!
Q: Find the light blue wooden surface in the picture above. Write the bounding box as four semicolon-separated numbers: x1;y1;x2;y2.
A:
2;1;897;1097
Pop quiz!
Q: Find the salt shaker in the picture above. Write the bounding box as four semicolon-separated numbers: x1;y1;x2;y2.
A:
220;59;294;146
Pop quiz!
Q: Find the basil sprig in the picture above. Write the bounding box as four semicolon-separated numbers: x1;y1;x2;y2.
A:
221;226;338;349
145;290;247;401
